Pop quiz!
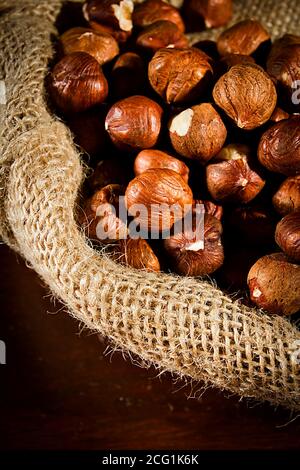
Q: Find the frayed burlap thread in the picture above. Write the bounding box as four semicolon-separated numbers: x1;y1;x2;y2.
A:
0;0;299;410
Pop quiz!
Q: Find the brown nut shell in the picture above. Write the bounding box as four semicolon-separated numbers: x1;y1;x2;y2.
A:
275;211;300;262
247;253;300;315
266;34;300;91
213;63;277;130
258;116;300;176
168;103;227;163
163;213;224;276
60;27;119;65
49;52;108;114
217;20;270;57
136;20;188;53
111;238;160;272
132;0;185;32
148;47;213;104
125;168;193;232
83;0;134;32
206;152;265;203
134;149;189;182
105;95;163;151
272;175;300;215
190;0;232;29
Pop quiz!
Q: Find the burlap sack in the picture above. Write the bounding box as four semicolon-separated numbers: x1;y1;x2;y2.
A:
0;0;299;411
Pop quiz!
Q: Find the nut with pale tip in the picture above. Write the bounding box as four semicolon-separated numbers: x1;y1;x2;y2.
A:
83;0;134;34
247;253;300;315
206;144;265;203
168;103;227;163
163;213;224;276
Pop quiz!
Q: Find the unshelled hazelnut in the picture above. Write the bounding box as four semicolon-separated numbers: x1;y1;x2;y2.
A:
83;0;134;33
206;144;265;203
132;0;185;32
272;175;300;215
227;204;277;247
213;63;277;130
148;47;213;104
168;103;227;163
134;149;189;182
163;213;224;276
111;52;147;100
258;116;300;175
217;20;270;57
275;211;300;262
270;107;290;123
125;168;193;232
266;34;300;110
184;0;232;30
49;52;108;114
68;107;108;157
81;184;128;242
136;20;188;53
194;199;223;220
105;95;163;151
60;27;119;65
111;238;160;272
247;253;300;315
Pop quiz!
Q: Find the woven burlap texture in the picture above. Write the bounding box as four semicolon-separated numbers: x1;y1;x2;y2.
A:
0;0;299;411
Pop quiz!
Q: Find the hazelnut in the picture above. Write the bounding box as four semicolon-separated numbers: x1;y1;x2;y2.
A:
105;95;163;151
111;238;160;272
136;20;188;53
134;149;189;182
272;175;300;215
275;211;300;262
217;20;270;57
184;0;232;30
194;199;223;220
125;168;193;232
68;107;108;157
60;27;119;65
258;116;300;176
148;47;213;104
270;106;290;123
81;184;128;242
206;144;265;203
89;159;133;192
83;0;134;33
163;213;224;276
49;52;108;114
111;52;147;100
168;103;227;163
266;34;300;110
213;63;277;130
247;253;300;315
227;203;277;247
132;0;185;32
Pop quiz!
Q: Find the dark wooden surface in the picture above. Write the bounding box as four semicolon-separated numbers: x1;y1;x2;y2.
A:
0;244;299;451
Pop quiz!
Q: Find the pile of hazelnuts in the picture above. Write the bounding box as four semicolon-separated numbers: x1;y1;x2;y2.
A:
48;0;300;317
